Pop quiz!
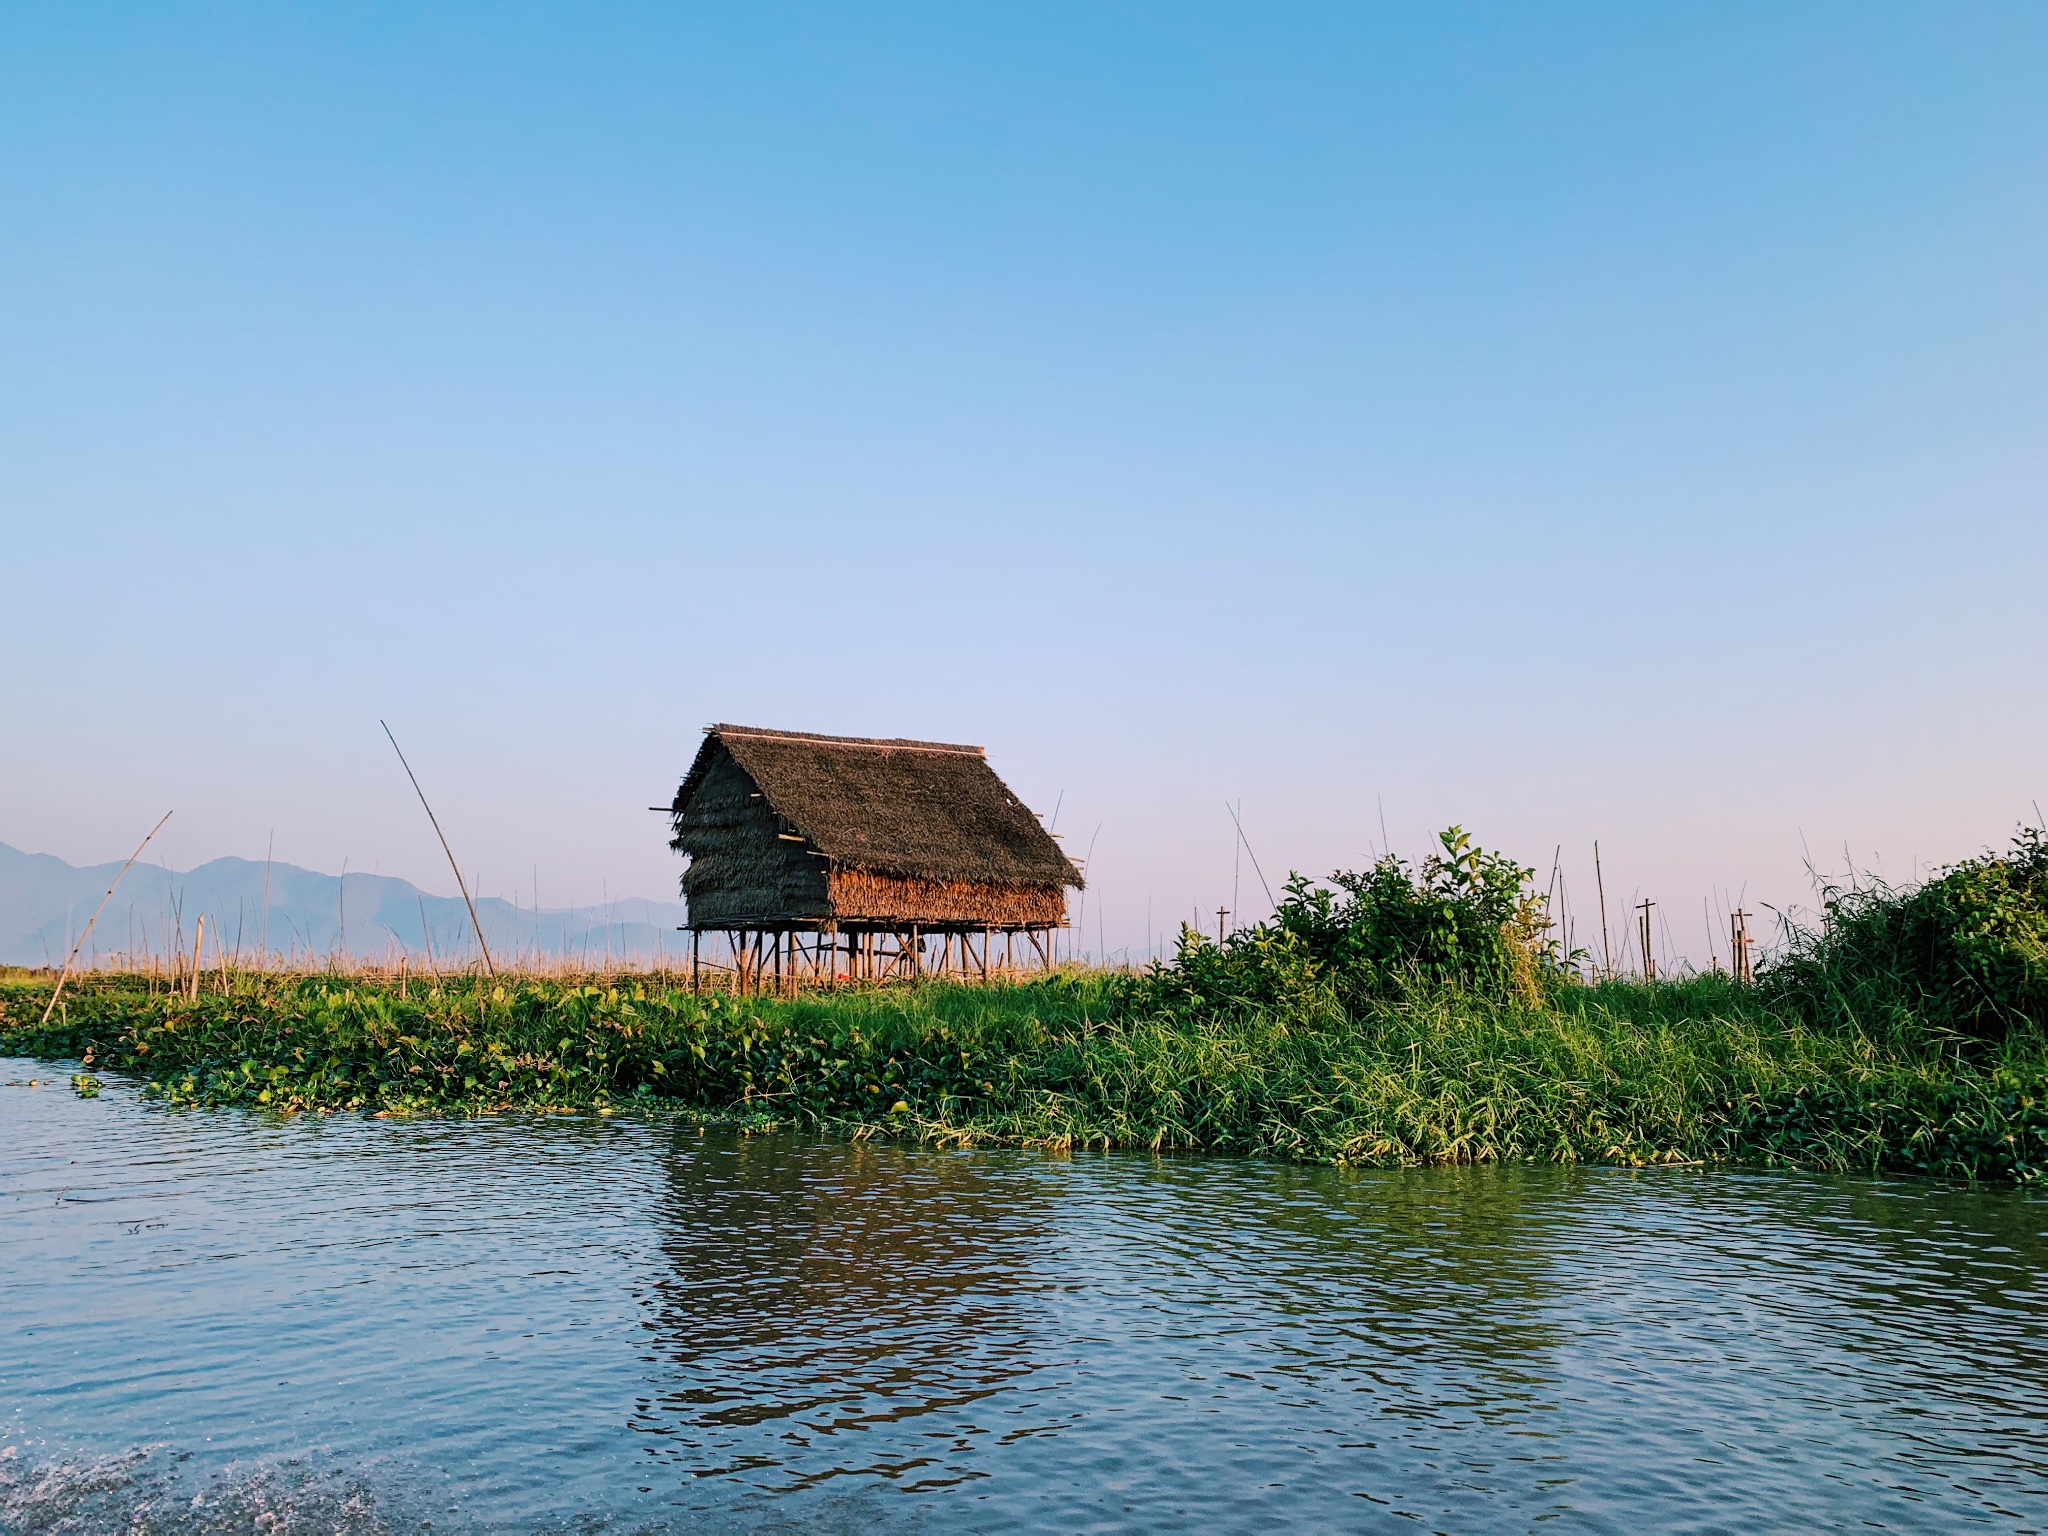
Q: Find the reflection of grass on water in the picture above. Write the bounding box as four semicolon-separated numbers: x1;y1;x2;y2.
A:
2;965;2041;1182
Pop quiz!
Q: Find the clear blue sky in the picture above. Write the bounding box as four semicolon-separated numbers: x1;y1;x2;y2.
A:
5;3;2045;965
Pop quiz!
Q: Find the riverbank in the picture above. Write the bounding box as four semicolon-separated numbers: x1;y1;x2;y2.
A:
3;968;2042;1180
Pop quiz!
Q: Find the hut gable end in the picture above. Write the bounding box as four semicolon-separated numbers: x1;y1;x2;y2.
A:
668;738;830;927
668;724;1080;931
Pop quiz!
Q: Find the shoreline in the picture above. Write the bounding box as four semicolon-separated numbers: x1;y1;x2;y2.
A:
4;969;2043;1182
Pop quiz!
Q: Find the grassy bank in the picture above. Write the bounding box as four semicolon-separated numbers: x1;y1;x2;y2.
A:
4;967;2042;1181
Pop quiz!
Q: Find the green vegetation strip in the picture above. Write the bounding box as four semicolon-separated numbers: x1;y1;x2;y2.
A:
4;970;2042;1181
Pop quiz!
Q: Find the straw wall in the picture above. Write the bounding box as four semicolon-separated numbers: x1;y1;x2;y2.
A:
675;745;831;927
826;869;1066;927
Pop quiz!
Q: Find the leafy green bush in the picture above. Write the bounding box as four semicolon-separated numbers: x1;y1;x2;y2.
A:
1765;827;2048;1041
1130;827;1556;1020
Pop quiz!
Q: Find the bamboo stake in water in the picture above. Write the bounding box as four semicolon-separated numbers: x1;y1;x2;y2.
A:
418;895;438;975
260;830;273;972
381;721;495;978
1226;802;1276;909
1594;842;1613;981
42;811;174;1025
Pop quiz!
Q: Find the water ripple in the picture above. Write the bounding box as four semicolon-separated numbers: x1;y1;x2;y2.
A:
4;1060;2046;1533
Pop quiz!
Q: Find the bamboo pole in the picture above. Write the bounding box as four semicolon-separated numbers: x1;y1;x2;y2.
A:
42;811;173;1025
1594;842;1613;981
380;721;496;978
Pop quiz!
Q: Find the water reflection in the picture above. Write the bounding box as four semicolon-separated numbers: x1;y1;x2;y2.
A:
637;1132;1055;1487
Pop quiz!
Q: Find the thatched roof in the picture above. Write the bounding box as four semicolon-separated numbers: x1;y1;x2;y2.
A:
673;725;1082;891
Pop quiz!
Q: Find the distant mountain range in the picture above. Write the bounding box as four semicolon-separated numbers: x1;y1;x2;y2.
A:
0;842;690;969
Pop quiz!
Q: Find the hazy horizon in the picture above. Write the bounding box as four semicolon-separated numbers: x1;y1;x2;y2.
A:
6;4;2044;969
0;840;691;970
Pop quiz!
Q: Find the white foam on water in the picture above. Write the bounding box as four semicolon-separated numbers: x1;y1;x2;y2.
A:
0;1443;392;1536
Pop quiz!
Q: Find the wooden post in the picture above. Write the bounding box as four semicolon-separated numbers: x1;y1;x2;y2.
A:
1637;900;1656;982
1730;909;1753;984
691;929;700;993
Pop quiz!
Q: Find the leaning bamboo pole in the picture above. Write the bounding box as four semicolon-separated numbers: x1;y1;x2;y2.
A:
43;811;174;1026
381;721;495;978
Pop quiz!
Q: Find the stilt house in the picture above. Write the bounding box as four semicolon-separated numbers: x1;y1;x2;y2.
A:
667;724;1082;984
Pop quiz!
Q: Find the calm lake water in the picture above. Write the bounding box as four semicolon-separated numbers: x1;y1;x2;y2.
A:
4;1059;2046;1534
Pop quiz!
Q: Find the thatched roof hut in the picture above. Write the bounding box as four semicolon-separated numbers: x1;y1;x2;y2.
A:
669;724;1082;933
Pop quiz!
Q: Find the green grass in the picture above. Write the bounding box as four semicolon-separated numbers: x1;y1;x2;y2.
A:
4;967;2043;1181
